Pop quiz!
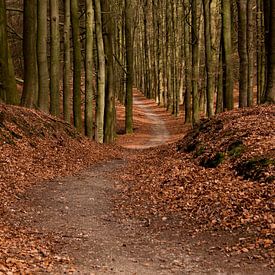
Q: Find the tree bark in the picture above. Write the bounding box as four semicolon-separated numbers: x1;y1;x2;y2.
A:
125;0;134;134
221;0;233;110
21;0;38;108
94;0;105;143
63;0;71;122
71;0;82;132
50;0;60;115
37;0;49;112
85;0;94;138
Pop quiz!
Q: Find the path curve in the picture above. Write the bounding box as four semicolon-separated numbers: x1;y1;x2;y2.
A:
121;94;170;149
133;97;169;149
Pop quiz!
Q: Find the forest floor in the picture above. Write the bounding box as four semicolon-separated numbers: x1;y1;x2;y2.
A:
0;92;274;274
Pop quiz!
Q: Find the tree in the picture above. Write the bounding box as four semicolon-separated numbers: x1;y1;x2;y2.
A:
237;0;248;107
264;0;275;103
94;0;105;143
50;0;60;115
102;0;116;143
63;0;71;122
191;0;200;124
0;0;18;105
221;0;233;110
37;0;49;112
85;0;94;138
125;0;134;134
21;0;38;108
203;0;215;117
183;0;192;123
71;0;82;132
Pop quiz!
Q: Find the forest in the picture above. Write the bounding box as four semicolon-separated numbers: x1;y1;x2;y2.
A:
0;0;274;273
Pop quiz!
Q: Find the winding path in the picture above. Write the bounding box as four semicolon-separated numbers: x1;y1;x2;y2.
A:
15;94;273;274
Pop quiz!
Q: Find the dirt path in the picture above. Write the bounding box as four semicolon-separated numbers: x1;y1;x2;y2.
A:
14;94;273;274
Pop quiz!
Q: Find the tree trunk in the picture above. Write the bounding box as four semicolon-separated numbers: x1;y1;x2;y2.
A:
203;0;215;117
71;0;82;132
237;0;248;108
221;0;233;110
94;0;105;143
85;0;94;138
0;0;18;105
192;0;200;124
125;0;134;134
21;0;38;108
256;0;265;104
50;0;60;115
183;0;192;123
37;0;49;112
102;0;116;143
63;0;71;122
264;0;275;103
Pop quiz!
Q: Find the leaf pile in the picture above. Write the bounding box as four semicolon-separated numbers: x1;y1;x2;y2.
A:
116;105;275;260
0;103;120;273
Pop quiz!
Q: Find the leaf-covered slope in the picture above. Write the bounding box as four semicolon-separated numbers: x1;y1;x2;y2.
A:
0;104;119;208
117;105;275;258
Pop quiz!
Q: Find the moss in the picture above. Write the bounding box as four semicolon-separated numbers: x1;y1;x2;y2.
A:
194;146;205;157
200;152;225;168
236;157;275;182
228;140;245;158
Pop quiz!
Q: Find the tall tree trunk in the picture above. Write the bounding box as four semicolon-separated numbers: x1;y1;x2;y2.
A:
85;0;94;138
237;0;248;107
221;0;233;110
247;0;255;106
256;0;265;104
125;0;133;134
203;0;214;117
264;0;275;103
63;0;71;122
102;0;116;143
183;0;192;123
94;0;105;143
21;0;38;108
50;0;60;115
71;0;82;132
37;0;49;112
0;0;18;105
192;0;200;124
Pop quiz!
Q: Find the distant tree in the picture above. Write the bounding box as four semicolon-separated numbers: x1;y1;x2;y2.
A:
37;0;49;112
50;0;60;115
21;0;38;108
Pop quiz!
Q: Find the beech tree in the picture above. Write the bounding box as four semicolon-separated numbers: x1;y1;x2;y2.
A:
264;0;275;103
37;0;49;112
94;0;105;143
71;0;82;132
85;0;94;138
0;0;18;105
21;0;38;108
63;0;71;122
125;0;134;133
50;0;60;115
